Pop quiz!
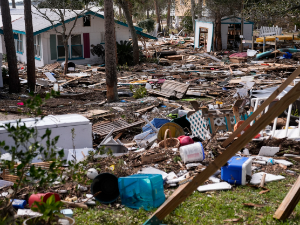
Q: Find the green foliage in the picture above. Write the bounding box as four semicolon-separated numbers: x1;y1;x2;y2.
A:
129;85;147;99
2;54;7;62
138;18;155;33
90;44;105;60
2;67;8;77
292;109;299;116
31;195;64;225
0;90;65;222
173;155;181;163
181;12;194;35
36;0;86;10
117;40;134;66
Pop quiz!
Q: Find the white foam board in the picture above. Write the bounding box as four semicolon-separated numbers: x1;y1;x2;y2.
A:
197;182;232;192
274;159;293;166
250;172;285;185
258;146;280;156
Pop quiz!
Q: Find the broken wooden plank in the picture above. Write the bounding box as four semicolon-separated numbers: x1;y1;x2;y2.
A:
141;153;167;164
222;66;300;147
273;175;300;220
144;79;300;224
135;104;158;114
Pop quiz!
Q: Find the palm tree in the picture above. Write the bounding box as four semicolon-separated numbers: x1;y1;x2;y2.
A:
104;0;118;102
1;0;20;93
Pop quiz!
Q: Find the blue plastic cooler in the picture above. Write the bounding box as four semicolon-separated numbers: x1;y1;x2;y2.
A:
221;156;252;185
118;174;165;210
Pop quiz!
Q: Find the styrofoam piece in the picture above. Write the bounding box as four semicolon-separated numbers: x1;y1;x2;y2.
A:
209;176;220;183
17;209;41;216
66;73;89;78
253;160;266;165
166;172;177;181
274;159;293;166
64;148;95;163
166;173;188;184
250;172;285;185
0;180;14;188
44;72;56;82
133;130;157;148
258;146;280;156
186;163;202;169
283;154;299;157
197;182;232;192
138;167;168;180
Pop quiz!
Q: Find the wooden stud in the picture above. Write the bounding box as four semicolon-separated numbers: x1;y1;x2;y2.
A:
222;67;300;148
208;115;216;133
274;175;300;220
146;81;300;223
233;106;240;123
263;37;266;52
225;114;232;131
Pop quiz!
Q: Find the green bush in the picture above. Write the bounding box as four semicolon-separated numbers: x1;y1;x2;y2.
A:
129;85;147;99
181;12;194;35
117;40;134;66
138;19;155;33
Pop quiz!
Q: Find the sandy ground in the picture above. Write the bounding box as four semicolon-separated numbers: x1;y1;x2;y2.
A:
0;112;29;121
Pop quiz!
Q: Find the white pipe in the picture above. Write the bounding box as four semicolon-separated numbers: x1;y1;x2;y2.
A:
285;104;292;137
251;99;259;126
272;117;278;137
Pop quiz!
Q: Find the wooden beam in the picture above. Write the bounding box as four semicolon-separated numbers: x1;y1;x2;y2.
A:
233;106;240;123
145;80;300;224
222;67;300;147
274;175;300;220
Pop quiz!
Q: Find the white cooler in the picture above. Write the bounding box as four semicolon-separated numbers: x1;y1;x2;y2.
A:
0;114;92;154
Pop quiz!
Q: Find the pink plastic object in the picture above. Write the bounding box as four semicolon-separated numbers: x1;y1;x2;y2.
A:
17;102;24;106
28;192;60;207
177;136;194;146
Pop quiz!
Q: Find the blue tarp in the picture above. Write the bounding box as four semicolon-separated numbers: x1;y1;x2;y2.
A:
142;118;170;133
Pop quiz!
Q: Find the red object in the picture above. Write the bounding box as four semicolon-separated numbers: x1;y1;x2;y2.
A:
28;193;60;207
83;33;90;58
17;102;24;106
178;136;194;146
234;120;251;138
254;134;261;139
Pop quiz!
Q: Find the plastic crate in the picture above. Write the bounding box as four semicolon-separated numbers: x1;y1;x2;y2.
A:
221;156;252;185
118;174;165;210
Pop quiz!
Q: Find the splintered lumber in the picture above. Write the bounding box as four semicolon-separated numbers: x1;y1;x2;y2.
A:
61;200;88;210
273;175;300;220
165;55;183;60
222;66;300;147
144;80;300;225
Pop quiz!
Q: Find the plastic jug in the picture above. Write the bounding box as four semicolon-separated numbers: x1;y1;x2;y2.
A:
179;142;205;163
118;174;165;210
178;136;194;146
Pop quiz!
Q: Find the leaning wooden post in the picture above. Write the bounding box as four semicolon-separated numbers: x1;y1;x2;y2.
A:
274;175;300;220
144;76;300;225
222;67;300;148
263;37;266;52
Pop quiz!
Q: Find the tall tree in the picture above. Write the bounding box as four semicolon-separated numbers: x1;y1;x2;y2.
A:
154;0;161;32
116;0;139;65
24;0;35;92
12;0;16;8
104;0;118;102
1;0;20;93
191;0;195;31
166;0;171;28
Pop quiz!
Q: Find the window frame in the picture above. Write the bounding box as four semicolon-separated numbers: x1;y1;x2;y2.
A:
55;34;84;60
83;15;91;27
70;34;83;59
34;34;42;60
15;33;23;55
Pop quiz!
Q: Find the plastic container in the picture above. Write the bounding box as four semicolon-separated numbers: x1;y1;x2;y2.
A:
61;209;73;218
91;173;119;204
179;142;205;163
221;156;252;185
118;174;165;210
11;199;27;209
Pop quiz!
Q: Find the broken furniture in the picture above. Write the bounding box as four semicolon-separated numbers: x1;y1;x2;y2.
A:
1;161;54;183
0;114;93;154
147;80;190;99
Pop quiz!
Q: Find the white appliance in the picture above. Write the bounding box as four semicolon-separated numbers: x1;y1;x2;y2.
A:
0;114;92;154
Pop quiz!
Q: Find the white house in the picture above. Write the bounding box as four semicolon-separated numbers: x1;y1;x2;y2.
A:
0;9;156;67
194;16;254;52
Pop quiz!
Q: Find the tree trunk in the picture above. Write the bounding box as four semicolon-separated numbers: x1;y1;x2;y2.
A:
12;0;16;8
216;13;222;51
104;0;118;102
1;0;20;93
191;0;195;32
119;6;122;18
154;0;161;32
147;9;149;19
24;0;35;92
167;0;171;28
63;40;68;75
117;0;139;65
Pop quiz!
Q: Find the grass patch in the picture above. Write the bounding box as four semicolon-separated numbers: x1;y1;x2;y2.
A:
74;175;300;224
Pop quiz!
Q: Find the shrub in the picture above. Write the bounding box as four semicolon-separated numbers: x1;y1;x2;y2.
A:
138;19;155;33
117;40;134;66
